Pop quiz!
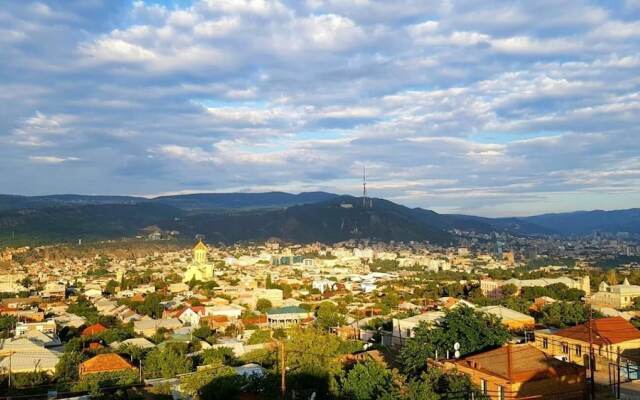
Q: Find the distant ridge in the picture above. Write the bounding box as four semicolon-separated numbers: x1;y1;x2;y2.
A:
0;192;638;246
0;191;338;212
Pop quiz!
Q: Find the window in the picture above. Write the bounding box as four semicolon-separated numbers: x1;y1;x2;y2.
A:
542;338;548;349
575;345;582;357
562;342;569;354
498;385;505;400
480;379;487;394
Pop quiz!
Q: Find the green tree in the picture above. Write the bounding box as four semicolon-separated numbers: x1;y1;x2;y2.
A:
316;301;346;331
67;296;99;321
201;347;238;366
0;314;16;338
286;327;343;396
104;279;118;296
400;306;509;375
144;346;193;378
118;344;147;364
247;329;272;345
179;361;243;400
72;369;138;398
500;284;518;297
538;302;599;328
404;368;487;400
55;351;87;389
340;361;394;400
255;298;273;313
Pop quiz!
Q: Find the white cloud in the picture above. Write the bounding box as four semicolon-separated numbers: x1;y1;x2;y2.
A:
1;0;640;215
29;155;79;164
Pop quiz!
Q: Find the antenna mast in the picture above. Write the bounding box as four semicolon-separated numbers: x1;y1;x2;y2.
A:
362;165;368;207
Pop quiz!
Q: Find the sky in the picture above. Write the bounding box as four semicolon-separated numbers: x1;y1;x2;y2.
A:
1;0;640;217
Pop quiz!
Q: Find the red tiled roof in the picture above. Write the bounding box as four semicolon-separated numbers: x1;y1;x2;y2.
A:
87;342;104;350
242;315;267;325
79;353;135;376
81;323;108;337
456;344;584;382
555;317;640;345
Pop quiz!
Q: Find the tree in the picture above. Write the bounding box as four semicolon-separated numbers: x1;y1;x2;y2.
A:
137;292;165;318
0;314;16;338
72;369;138;398
201;347;238;366
255;298;272;313
179;361;244;400
193;325;213;340
247;329;272;345
119;344;146;364
316;301;346;331
55;351;87;389
400;306;509;375
67;296;99;321
285;327;343;396
538;302;598;328
144;346;193;378
500;284;518;297
404;368;487;400
340;361;394;400
19;276;33;289
104;279;118;296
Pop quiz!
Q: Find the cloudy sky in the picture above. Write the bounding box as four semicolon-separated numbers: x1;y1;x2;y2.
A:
2;0;640;216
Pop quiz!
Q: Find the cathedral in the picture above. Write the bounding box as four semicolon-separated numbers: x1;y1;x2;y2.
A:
182;240;214;282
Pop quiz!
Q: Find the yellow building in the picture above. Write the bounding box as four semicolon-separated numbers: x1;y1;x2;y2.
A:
589;279;640;309
534;316;640;371
443;344;586;400
182;240;214;282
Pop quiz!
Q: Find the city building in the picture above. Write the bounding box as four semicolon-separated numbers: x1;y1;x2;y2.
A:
442;344;586;400
534;317;640;370
589;279;640;309
183;240;214;282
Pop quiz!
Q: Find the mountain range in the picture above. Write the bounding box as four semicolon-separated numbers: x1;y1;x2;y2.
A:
0;192;637;246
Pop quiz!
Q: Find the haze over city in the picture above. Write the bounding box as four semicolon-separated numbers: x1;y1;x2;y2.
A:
2;0;640;216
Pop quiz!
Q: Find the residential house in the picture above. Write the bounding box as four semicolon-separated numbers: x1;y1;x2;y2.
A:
312;279;337;294
534;316;640;371
479;305;535;331
15;319;56;337
79;353;136;377
0;330;62;374
134;318;183;337
442;344;586;400
110;337;156;350
205;304;244;319
266;306;312;328
390;311;445;346
81;323;107;337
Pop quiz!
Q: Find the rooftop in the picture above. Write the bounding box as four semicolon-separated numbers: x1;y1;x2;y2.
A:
455;344;584;382
79;353;135;375
554;316;640;345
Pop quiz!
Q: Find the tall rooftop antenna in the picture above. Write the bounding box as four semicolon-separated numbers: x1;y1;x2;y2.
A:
362;165;371;208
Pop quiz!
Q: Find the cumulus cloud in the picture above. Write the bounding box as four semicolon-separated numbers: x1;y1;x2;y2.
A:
0;0;639;215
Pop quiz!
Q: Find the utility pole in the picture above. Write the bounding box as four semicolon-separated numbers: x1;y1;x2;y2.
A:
616;347;621;400
280;341;286;400
588;303;595;400
7;351;12;389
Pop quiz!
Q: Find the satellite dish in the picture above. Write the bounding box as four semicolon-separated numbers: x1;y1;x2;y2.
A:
454;350;461;359
454;342;460;351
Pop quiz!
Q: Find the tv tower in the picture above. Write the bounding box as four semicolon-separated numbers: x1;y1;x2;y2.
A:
362;165;373;208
